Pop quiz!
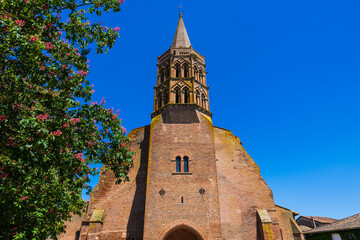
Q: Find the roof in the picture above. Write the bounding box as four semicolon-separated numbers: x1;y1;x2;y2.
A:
171;13;191;48
275;204;299;217
304;213;360;234
300;216;338;224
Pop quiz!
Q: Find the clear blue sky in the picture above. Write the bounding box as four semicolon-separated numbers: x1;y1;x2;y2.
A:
84;0;360;220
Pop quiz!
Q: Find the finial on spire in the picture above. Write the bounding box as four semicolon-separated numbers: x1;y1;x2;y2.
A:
179;4;183;17
171;8;191;48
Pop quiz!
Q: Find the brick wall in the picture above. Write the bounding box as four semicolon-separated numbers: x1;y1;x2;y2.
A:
143;105;222;239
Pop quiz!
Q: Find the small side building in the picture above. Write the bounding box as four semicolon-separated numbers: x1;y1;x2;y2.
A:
304;213;360;240
296;216;337;232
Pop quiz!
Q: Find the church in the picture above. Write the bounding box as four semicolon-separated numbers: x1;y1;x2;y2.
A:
61;14;303;240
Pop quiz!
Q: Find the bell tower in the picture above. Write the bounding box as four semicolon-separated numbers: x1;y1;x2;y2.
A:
151;13;211;118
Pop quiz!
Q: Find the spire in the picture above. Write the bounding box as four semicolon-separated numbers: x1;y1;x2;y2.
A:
171;13;191;48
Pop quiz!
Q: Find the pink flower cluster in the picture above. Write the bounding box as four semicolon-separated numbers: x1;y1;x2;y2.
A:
0;115;8;122
111;114;118;121
36;113;49;122
21;196;28;201
113;27;120;32
62;123;69;128
122;127;127;134
70;118;80;124
118;0;124;4
0;167;9;180
50;130;62;136
74;153;85;162
14;20;25;27
45;42;53;50
77;70;88;77
29;36;38;43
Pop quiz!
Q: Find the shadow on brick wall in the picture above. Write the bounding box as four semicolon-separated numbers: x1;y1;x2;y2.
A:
126;125;150;239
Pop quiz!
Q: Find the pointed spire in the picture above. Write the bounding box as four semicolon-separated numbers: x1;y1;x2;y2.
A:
171;13;191;48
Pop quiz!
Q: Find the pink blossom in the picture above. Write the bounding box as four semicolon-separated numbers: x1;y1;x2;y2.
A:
77;70;88;77
118;0;124;4
70;118;80;124
14;20;25;27
122;127;127;134
0;115;8;122
45;42;53;50
113;27;120;32
112;114;118;121
100;97;106;105
50;130;62;136
36;113;49;122
29;36;38;43
108;107;114;114
130;147;134;151
91;90;95;94
21;196;28;201
74;153;83;161
87;141;95;147
62;123;69;128
91;101;97;106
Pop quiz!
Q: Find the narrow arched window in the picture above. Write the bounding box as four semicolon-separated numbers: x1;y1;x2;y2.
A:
201;93;206;109
175;64;181;78
196;91;200;105
158;93;162;108
164;91;168;105
199;70;204;84
183;156;189;172
175;88;181;103
166;67;170;78
193;66;198;80
183;87;189;103
184;64;189;78
160;72;164;83
176;156;181;172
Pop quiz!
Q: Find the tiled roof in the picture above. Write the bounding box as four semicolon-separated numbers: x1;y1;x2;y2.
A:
304;213;360;234
171;13;191;48
302;216;337;224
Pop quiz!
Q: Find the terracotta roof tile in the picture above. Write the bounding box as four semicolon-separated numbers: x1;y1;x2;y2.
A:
302;216;338;224
304;213;360;234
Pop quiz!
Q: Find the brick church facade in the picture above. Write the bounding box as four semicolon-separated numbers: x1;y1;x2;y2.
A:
60;14;303;240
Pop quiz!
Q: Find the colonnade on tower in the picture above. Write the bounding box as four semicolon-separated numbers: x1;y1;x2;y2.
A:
152;13;211;118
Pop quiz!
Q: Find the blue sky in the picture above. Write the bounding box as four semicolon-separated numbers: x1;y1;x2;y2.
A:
84;0;360;220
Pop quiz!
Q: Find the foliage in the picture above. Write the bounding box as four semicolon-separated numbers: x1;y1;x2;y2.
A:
0;0;133;239
305;230;360;240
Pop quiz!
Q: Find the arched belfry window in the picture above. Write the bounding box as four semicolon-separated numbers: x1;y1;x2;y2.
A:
176;156;181;172
158;93;163;109
201;93;206;109
183;156;189;172
164;90;168;105
196;90;200;105
166;67;170;78
183;64;189;78
183;87;190;103
199;70;204;84
175;87;181;103
193;66;198;80
175;64;181;78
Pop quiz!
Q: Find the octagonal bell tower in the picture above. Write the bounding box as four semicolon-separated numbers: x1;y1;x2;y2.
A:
151;13;211;119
